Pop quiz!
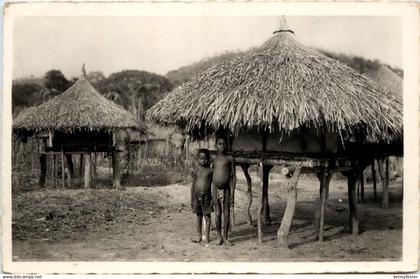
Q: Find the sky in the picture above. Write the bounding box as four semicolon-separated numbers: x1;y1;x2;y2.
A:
13;16;402;79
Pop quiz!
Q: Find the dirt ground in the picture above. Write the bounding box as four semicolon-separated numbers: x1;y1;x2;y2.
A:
12;167;402;262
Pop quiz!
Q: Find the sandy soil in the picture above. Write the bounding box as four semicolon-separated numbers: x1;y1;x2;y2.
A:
12;168;402;262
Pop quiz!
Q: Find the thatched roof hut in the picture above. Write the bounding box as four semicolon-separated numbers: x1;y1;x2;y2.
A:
13;74;146;134
13;68;146;189
147;19;404;247
147;21;402;144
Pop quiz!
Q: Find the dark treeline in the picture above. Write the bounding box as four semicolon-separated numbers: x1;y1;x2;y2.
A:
12;70;173;119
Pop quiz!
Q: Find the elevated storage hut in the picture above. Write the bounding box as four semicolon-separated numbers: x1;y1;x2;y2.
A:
147;19;403;247
13;66;146;189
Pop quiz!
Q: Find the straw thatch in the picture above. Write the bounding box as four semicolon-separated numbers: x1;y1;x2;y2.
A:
147;27;402;143
13;75;146;134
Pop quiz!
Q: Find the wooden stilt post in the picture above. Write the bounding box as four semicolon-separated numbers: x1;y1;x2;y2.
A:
316;166;332;242
257;162;264;244
93;152;97;184
360;171;365;202
84;153;92;189
260;130;271;225
343;170;360;235
376;158;389;208
65;154;74;186
39;154;46;187
241;164;253;226
278;164;302;248
372;160;377;200
112;148;122;189
52;154;56;188
262;164;273;225
61;146;65;188
383;157;390;208
79;154;84;185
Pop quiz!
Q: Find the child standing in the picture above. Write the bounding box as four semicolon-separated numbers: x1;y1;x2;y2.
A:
191;149;213;243
212;136;235;245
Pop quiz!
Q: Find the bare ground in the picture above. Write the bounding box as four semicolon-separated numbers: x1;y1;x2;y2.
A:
12;168;402;262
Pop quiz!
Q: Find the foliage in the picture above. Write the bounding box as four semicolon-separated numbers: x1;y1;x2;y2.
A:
100;70;173;120
44;70;72;92
166;51;244;87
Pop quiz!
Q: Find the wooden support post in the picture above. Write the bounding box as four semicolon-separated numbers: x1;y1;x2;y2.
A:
257;162;264;244
84;153;92;189
278;164;302;248
112;148;122;189
316;167;333;242
39;154;46;187
343;170;360;235
241;164;253;226
65;154;74;186
383;157;390;209
52;154;56;188
376;158;389;208
356;178;360;202
61;147;65;188
93;152;97;184
360;171;365;202
372;161;377;200
262;164;273;225
79;154;84;184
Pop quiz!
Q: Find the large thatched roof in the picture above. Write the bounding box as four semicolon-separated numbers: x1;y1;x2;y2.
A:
13;74;146;134
147;22;402;143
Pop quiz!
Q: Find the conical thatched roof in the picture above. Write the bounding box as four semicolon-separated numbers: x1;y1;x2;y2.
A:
366;65;403;99
147;22;402;143
13;74;146;134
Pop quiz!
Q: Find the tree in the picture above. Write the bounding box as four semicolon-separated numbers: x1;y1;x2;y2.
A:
12;82;44;115
86;71;107;92
44;70;71;92
101;70;173;120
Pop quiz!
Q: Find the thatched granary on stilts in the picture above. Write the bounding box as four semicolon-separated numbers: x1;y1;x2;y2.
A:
13;66;147;189
147;18;403;247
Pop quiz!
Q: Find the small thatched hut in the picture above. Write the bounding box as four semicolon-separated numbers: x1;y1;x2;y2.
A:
13;66;146;188
147;18;403;247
